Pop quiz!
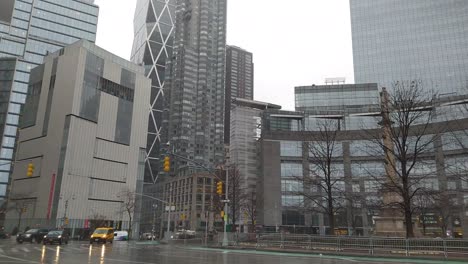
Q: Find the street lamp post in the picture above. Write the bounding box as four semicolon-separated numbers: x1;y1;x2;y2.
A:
152;203;157;241
166;182;173;235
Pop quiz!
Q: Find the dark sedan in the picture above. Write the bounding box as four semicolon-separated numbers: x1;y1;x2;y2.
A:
42;230;69;245
16;228;49;244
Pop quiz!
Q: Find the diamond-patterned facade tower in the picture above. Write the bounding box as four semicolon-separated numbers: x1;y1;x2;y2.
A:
131;0;175;183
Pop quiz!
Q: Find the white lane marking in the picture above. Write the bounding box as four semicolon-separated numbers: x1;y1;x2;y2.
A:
11;248;18;253
0;253;37;263
0;248;4;254
21;248;30;253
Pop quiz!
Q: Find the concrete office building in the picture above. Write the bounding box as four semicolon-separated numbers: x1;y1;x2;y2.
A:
230;98;280;193
257;83;468;237
0;0;98;204
5;41;150;237
350;0;468;95
224;46;254;144
164;0;227;172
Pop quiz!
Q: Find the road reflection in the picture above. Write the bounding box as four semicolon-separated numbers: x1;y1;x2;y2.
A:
41;245;46;263
100;244;106;264
55;246;61;263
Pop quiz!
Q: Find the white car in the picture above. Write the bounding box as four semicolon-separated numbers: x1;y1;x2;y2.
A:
114;231;128;241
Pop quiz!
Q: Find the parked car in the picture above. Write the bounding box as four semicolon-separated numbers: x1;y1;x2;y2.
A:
173;229;196;239
16;228;49;244
114;231;128;241
90;227;114;244
43;230;69;245
141;232;156;240
0;230;10;239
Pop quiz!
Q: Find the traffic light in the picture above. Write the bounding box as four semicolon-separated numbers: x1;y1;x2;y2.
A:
26;163;34;177
163;156;170;172
216;181;223;195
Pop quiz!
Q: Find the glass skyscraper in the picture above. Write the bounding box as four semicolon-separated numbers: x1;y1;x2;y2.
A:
0;0;98;200
350;0;468;95
131;0;175;184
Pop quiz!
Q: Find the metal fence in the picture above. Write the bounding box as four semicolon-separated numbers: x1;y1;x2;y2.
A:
213;233;468;259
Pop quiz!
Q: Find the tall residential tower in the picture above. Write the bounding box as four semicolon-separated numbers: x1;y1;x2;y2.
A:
224;45;254;144
165;0;227;171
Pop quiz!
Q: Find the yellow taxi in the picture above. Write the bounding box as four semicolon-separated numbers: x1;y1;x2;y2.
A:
90;227;114;244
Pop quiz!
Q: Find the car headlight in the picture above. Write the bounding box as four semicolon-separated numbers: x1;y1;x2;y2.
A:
58;236;61;238
103;235;106;238
91;235;94;238
44;236;47;238
25;234;31;237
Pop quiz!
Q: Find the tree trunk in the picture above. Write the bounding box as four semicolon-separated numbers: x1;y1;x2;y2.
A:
327;187;335;235
128;216;132;240
404;208;414;238
17;213;22;231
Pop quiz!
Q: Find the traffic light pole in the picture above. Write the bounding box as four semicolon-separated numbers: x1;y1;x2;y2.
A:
167;182;172;235
222;167;229;247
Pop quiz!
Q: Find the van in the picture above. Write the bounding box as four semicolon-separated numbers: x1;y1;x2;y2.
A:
114;231;128;241
90;227;114;244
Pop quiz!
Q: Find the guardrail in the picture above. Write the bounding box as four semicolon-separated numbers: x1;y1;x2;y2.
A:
213;233;468;260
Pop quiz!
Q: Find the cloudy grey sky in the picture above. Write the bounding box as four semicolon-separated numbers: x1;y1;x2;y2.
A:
94;0;354;110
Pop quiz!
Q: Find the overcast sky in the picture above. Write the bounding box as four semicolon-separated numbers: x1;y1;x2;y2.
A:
94;0;354;111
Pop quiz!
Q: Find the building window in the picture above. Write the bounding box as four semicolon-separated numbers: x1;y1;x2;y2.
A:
99;77;134;102
281;163;302;178
310;163;344;179
21;80;42;128
80;52;103;121
282;210;305;226
280;141;302;157
281;195;303;207
364;180;380;192
281;180;303;192
447;181;457;190
351;162;385;178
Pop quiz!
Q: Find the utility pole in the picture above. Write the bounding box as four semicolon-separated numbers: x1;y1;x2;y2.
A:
222;166;229;246
152;203;157;241
166;182;173;235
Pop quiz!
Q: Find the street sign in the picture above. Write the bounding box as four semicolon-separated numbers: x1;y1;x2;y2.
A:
165;206;175;211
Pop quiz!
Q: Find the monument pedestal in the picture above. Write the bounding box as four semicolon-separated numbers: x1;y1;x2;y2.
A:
374;209;422;237
374;215;407;237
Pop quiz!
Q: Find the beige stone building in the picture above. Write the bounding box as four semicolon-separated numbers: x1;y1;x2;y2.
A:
5;40;150;238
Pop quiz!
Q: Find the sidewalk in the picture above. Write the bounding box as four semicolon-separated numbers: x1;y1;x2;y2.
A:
207;242;468;262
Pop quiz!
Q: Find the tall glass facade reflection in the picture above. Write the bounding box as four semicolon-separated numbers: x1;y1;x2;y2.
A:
350;0;468;95
0;0;98;200
131;0;175;183
295;83;380;131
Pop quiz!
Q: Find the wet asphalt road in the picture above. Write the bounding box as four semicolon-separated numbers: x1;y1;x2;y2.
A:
0;238;458;264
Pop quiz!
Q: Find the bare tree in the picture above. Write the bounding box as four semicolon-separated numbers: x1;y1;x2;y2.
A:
242;192;257;233
296;119;345;234
369;81;442;238
6;193;32;232
117;188;138;239
227;165;243;231
89;213;108;231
